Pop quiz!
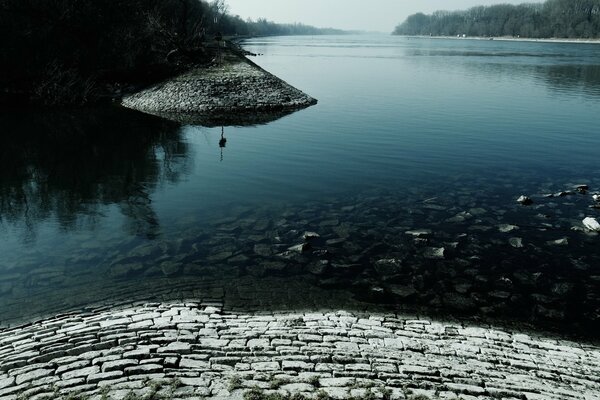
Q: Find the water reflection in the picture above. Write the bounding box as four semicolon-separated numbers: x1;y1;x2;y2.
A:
219;126;227;162
539;64;600;96
142;107;305;127
0;107;188;241
404;42;600;97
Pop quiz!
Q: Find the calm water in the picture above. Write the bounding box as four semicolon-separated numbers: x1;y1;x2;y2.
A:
1;35;600;333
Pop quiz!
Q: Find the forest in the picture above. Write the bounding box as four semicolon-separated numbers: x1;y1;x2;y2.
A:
0;0;342;106
393;0;600;39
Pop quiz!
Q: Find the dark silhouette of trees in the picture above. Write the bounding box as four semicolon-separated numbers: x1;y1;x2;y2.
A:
393;0;600;39
0;0;343;106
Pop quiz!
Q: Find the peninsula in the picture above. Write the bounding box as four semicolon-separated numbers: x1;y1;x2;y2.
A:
122;46;317;127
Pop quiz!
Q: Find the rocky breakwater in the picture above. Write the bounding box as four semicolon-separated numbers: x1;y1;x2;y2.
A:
1;302;599;400
121;53;317;126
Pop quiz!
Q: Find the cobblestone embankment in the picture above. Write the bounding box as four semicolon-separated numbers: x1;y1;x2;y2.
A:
121;55;317;126
1;302;599;400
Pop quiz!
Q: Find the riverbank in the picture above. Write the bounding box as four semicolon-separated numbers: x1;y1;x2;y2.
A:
0;301;599;400
405;35;600;45
121;51;317;126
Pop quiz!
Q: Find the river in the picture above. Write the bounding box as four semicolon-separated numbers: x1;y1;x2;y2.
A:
1;34;600;335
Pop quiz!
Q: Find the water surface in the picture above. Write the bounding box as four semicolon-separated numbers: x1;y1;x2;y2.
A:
1;35;600;334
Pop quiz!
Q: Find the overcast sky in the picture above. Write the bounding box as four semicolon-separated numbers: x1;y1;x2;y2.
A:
226;0;543;32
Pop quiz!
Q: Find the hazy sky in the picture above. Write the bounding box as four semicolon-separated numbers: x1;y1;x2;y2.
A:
226;0;543;32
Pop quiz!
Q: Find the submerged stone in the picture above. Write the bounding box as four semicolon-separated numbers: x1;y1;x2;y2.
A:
423;247;445;260
557;191;575;197
405;229;432;237
374;259;402;275
160;261;182;277
288;243;310;253
517;195;533;205
509;238;524;248
583;217;600;232
303;232;320;240
575;184;589;193
388;284;417;298
498;224;519;233
547;238;569;246
108;263;145;278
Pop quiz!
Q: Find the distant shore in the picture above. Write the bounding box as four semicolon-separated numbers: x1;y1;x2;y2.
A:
405;35;600;45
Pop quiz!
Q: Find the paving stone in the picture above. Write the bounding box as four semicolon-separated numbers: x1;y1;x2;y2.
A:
102;359;138;372
252;361;280;371
247;339;270;348
87;370;124;384
321;386;350;399
14;369;54;385
199;338;230;349
62;366;100;380
56;360;90;375
281;383;314;393
179;377;211;386
125;364;163;375
157;342;191;354
180;358;210;369
0;303;598;400
0;376;15;389
320;377;355;387
282;361;314;371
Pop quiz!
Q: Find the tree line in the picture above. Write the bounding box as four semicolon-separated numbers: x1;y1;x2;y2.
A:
393;0;600;39
0;0;343;106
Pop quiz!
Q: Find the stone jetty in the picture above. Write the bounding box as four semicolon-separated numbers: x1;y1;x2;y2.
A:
121;53;317;126
1;301;599;400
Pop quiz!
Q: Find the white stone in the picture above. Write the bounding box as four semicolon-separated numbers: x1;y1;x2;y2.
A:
179;358;210;369
0;376;15;389
583;217;600;231
405;229;432;237
62;366;100;380
517;195;533;205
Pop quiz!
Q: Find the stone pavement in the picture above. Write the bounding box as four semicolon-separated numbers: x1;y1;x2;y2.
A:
0;302;599;400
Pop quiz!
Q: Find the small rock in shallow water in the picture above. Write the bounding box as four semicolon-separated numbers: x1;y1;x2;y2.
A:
160;261;182;276
517;195;533;205
509;237;524;248
405;229;432;237
303;231;320;240
288;243;311;253
499;224;519;233
547;238;569;246
423;247;445;259
583;217;600;232
388;284;417;298
446;211;473;223
557;191;575;197
325;238;346;246
575;184;589;193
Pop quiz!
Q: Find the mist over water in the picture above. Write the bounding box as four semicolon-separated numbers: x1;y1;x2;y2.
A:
1;35;600;334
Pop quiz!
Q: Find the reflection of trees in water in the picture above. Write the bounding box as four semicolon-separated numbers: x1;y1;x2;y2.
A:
537;64;600;95
0;108;189;240
444;58;600;97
